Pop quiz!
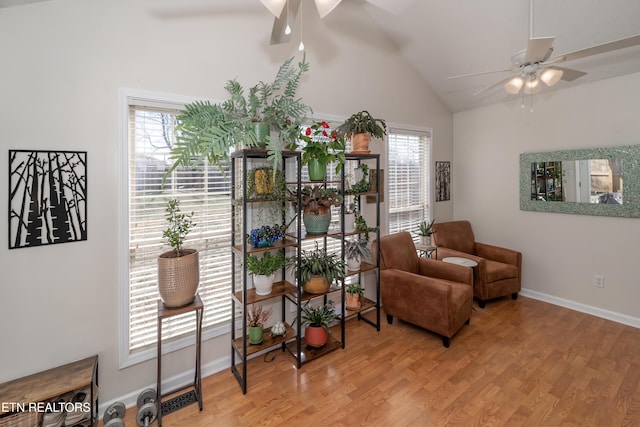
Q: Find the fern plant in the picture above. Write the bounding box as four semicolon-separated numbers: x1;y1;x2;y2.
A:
166;55;311;176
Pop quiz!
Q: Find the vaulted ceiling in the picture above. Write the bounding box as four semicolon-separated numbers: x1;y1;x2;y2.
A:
3;0;640;113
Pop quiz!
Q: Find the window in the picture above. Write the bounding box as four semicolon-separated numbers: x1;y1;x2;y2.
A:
387;129;431;239
118;89;232;367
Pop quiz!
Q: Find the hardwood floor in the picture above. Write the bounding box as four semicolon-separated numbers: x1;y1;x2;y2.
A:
114;296;640;426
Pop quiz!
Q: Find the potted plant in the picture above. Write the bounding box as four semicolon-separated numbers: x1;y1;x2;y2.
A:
301;300;337;348
417;219;435;246
344;238;371;271
295;185;343;235
345;163;370;194
167;55;311;176
246;305;272;345
245;251;290;296
345;283;365;309
292;244;346;294
157;199;199;307
287;120;345;181
335;110;387;154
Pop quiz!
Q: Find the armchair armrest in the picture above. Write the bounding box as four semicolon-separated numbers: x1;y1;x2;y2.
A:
418;258;472;287
475;242;521;267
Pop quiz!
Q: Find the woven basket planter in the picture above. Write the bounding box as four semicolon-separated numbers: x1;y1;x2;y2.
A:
158;249;199;308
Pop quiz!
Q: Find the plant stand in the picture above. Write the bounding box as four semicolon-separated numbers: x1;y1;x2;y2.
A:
156;294;203;426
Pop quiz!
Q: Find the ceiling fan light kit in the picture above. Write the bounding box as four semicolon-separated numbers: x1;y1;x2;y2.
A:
261;0;286;18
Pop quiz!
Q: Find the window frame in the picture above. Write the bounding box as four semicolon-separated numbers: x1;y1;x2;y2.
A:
117;88;231;369
384;125;433;238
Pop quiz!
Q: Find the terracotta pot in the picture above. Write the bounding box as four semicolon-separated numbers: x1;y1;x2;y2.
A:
346;293;361;310
157;249;199;308
351;133;371;154
303;275;330;294
305;326;329;348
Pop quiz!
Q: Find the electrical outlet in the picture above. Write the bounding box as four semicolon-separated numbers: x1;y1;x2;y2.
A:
594;274;605;288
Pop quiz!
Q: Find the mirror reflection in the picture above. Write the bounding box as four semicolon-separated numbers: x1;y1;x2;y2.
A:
530;159;623;204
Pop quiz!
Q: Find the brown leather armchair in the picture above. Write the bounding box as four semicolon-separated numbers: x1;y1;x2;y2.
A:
432;220;522;308
374;232;473;347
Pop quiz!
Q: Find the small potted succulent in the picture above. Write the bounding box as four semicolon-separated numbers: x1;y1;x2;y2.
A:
295;185;343;235
246;304;272;345
345;283;365;309
417;219;435;246
245;251;291;295
344;238;371;271
335;110;387;154
157;199;199;307
246;224;287;248
286;120;345;181
292;243;346;294
301;300;337;348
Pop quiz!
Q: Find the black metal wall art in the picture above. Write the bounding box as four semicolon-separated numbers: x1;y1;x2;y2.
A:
8;150;87;249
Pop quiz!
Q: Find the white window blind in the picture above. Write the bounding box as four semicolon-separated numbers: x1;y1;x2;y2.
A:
126;103;232;354
387;130;431;239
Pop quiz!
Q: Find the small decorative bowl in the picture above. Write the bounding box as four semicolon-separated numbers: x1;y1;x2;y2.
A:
247;225;285;248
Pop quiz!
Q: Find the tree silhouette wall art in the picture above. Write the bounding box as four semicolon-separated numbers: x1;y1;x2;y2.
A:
9;150;87;249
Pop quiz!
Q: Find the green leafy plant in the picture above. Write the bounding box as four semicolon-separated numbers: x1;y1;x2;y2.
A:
335;110;387;138
301;300;337;332
292;243;346;286
167;55;311;176
162;199;195;256
245;251;290;276
345;238;371;261
296;185;343;213
247;304;272;327
346;163;370;194
345;283;365;296
286;120;346;174
418;219;435;237
355;213;379;242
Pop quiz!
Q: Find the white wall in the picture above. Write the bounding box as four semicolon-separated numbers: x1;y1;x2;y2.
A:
453;72;640;320
0;0;452;405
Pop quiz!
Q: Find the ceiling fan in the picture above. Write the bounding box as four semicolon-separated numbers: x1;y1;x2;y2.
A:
449;0;640;98
261;0;415;46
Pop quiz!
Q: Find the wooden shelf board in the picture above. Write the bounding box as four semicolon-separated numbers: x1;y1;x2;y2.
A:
345;296;376;318
232;237;298;255
232;323;295;357
233;281;297;305
345;262;377;276
285;335;342;365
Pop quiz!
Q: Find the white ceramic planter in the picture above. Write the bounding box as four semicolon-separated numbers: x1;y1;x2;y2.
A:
253;274;275;296
347;256;361;271
344;212;355;233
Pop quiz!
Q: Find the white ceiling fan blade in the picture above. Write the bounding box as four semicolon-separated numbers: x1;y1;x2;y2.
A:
547;34;640;65
448;68;512;80
270;0;300;45
314;0;342;18
525;37;555;63
365;0;415;15
548;66;587;82
473;76;515;97
261;0;286;19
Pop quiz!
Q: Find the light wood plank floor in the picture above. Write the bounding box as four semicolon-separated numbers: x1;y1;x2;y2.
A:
112;296;640;426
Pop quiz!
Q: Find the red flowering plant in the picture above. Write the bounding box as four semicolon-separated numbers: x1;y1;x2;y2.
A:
286;120;346;173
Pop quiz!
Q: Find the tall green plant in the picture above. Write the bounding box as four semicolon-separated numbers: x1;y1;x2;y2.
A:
166;55;311;176
162;199;195;256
